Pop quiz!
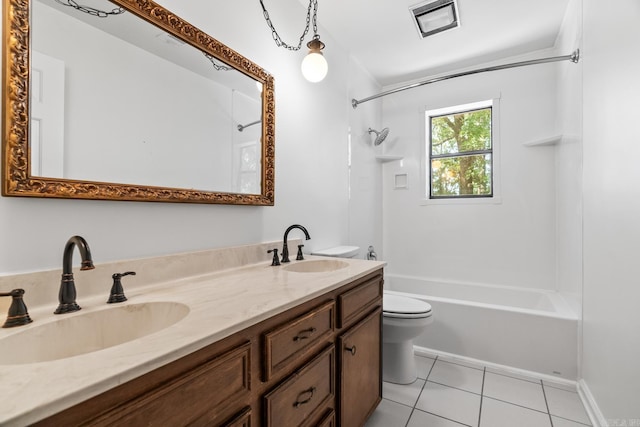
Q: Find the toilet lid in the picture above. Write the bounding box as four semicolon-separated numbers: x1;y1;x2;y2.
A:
383;294;432;319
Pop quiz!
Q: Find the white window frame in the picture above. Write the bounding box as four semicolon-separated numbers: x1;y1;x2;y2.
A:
421;98;501;205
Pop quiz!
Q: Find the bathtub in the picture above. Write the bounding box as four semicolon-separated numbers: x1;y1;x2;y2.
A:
384;274;579;380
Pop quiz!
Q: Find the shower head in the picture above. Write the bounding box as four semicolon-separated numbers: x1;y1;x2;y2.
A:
368;127;390;146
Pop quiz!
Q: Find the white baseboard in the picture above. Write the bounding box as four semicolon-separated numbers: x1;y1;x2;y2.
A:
414;345;605;427
414;345;577;388
577;379;607;427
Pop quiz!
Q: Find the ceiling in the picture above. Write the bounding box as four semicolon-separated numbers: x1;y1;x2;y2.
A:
307;0;571;87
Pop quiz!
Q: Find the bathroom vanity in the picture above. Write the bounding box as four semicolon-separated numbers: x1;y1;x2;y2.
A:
0;242;384;426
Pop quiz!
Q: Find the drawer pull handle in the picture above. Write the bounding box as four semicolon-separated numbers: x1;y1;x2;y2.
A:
293;386;316;408
293;327;317;342
345;345;357;356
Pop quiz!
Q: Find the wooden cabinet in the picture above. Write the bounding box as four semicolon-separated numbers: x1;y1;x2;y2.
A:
35;269;383;427
338;308;382;427
263;301;335;381
100;341;252;426
337;276;382;328
264;345;335;426
315;409;336;427
221;407;252;427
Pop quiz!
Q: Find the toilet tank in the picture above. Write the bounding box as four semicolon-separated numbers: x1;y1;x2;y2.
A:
311;246;360;258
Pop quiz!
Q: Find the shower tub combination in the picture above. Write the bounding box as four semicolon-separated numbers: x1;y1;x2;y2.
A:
384;274;579;380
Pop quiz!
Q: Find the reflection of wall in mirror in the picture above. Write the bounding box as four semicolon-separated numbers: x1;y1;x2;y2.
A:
32;2;258;193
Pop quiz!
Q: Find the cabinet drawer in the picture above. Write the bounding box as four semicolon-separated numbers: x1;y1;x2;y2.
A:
263;301;335;381
264;345;335;427
307;409;335;427
221;407;251;427
95;342;251;426
337;275;382;328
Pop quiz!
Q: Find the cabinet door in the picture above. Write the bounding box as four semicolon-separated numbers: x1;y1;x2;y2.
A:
338;308;382;427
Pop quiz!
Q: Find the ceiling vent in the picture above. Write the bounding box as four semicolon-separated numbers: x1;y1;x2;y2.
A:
410;0;459;39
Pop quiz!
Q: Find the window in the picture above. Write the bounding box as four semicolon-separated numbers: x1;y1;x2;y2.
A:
426;100;496;200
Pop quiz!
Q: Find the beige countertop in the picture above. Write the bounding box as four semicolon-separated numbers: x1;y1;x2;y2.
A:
0;251;385;426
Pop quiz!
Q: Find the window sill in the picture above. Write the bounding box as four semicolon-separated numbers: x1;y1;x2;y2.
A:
420;196;502;206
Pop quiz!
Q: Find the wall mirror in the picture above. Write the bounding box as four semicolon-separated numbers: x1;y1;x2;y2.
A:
2;0;275;204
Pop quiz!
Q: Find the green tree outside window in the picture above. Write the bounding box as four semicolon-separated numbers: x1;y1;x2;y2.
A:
430;107;492;197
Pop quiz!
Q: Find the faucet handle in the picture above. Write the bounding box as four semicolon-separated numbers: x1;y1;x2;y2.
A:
0;289;33;328
296;244;305;261
108;271;135;304
267;249;281;266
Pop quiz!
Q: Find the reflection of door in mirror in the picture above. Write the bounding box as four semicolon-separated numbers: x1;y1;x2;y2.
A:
30;52;65;178
232;89;261;194
234;142;259;194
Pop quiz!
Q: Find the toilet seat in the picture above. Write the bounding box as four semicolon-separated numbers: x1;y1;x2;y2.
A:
383;294;432;319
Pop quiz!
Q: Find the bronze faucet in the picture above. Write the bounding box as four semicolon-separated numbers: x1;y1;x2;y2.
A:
281;224;311;263
55;235;95;314
0;289;32;328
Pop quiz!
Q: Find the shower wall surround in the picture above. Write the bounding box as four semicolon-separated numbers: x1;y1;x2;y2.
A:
381;58;559;290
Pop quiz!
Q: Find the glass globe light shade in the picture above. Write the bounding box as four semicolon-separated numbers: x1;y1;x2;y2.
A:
301;36;328;83
301;52;328;82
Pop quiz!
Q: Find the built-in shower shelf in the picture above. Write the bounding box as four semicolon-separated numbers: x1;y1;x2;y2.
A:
376;155;404;163
523;135;563;147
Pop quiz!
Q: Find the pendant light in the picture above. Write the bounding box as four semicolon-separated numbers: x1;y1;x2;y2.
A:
259;0;328;83
301;35;328;82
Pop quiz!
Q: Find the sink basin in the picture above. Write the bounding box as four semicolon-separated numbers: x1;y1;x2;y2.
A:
283;260;349;273
0;302;189;365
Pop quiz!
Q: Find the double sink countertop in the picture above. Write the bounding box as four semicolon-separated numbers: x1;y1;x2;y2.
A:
0;244;385;426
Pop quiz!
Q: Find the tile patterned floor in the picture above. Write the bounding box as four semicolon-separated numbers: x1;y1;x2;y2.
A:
365;355;591;427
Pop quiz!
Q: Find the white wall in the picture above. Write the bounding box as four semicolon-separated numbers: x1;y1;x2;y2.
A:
0;0;375;275
554;0;584;381
381;60;558;289
581;0;640;422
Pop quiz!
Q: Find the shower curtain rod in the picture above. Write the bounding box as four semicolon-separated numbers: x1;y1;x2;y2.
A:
351;49;580;109
237;119;261;132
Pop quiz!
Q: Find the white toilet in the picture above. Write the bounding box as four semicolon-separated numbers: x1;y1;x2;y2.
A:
382;293;433;384
311;246;434;385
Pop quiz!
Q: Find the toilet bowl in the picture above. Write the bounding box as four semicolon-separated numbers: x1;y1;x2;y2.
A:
311;246;434;384
382;294;432;384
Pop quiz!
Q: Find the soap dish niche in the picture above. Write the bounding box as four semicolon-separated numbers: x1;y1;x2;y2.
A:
394;173;408;189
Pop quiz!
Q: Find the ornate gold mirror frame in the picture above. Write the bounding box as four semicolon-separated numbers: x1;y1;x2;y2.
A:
2;0;275;205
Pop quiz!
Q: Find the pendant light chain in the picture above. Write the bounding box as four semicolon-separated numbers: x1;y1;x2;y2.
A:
54;0;124;17
259;0;319;51
203;53;233;71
